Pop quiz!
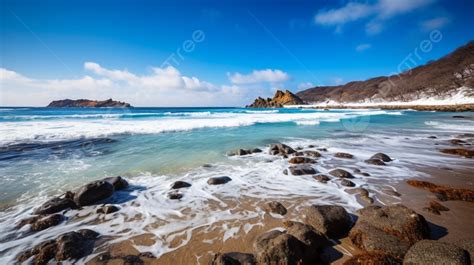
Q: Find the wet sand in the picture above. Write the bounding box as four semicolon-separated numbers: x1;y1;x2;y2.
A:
86;161;474;264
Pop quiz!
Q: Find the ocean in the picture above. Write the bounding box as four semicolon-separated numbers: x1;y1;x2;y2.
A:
0;107;472;262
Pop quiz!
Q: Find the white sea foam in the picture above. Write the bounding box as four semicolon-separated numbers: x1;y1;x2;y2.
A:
0;109;401;145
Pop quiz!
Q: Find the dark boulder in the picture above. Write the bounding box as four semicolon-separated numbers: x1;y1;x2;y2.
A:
96;205;120;214
404;240;470;265
210;252;256;265
334;152;354;159
208;176;232;185
303;205;352;238
253;230;311;265
269;144;296;156
288;165;317;175
341;179;355;187
34;196;76;215
329;169;354;179
168;191;183;200
73;180;114;206
313;174;330;183
288;157;316;164
265;201;287;215
349;205;430;259
365;159;386;165
370;153;392;162
170;181;191;189
283;221;329;252
18;229;99;263
103;176;129;191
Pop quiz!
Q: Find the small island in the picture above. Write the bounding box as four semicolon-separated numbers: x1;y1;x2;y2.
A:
47;98;132;108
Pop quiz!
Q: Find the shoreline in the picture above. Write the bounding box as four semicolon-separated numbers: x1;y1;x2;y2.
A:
285;103;474;112
84;162;474;265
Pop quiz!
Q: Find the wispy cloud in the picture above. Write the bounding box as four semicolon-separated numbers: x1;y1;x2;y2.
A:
314;0;435;35
227;69;290;84
297;82;315;90
421;16;450;31
356;43;372;52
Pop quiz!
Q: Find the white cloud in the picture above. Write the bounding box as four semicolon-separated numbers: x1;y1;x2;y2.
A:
421;17;450;31
356;43;372;52
314;0;434;34
315;2;373;25
228;69;289;84
0;63;252;107
331;77;344;85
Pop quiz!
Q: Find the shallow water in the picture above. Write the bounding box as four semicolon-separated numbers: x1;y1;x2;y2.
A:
0;107;472;262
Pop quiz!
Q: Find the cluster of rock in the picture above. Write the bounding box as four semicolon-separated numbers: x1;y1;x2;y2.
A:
437;132;474;158
47;98;132;108
211;204;473;265
167;175;233;200
15;176;129;263
246;90;305;108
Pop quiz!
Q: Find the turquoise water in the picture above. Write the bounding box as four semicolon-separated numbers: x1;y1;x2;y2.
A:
0;107;472;262
0;107;471;204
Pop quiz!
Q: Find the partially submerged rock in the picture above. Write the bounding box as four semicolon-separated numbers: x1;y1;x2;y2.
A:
341;179;355;187
265;201;287;215
303;150;321;157
370;153;392;162
170;181;192;189
313;174;330;183
288;165;317;175
404;240;470;265
34;196;76;215
208;176;232;185
407;180;474;202
269;143;296;156
303;205;352;238
334;152;354;159
210;252;256;265
440;148;474;158
73;180;114;206
288;157;316;164
96;205;120;214
364;159;386;166
103;176;129;191
18;214;64;231
329;169;354;179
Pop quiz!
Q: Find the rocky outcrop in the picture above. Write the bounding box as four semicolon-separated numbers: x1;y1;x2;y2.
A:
343;252;402;265
247;90;305;108
73;180;114;207
47;98;131;108
269;143;296;156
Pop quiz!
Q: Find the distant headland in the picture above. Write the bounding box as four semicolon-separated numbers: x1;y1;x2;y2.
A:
47;98;132;108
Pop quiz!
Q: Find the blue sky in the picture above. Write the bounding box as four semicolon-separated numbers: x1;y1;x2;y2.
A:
1;0;473;106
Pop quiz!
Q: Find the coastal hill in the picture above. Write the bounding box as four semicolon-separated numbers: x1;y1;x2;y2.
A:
47;98;132;108
247;90;305;108
297;40;474;104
